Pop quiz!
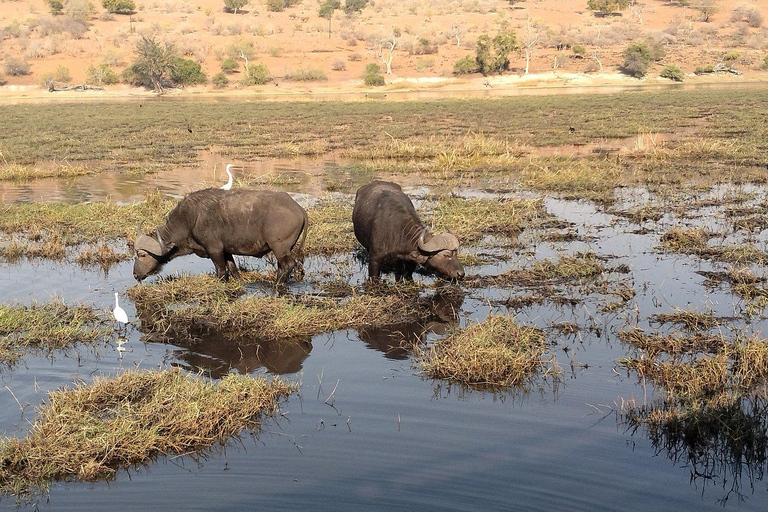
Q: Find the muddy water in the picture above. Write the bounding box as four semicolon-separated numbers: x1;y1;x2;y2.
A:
1;179;768;510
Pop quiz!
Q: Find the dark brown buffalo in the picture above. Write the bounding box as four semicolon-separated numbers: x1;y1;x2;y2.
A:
352;180;465;281
133;188;307;283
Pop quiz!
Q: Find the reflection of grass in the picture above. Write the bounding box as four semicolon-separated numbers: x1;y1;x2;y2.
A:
416;314;558;388
0;301;111;365
0;370;295;496
0;165;95;181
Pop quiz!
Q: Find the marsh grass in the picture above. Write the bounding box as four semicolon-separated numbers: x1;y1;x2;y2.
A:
0;301;111;365
428;197;546;243
305;199;355;255
520;158;623;202
75;244;129;271
659;228;766;264
0;369;296;496
416;314;558;389
0;165;95;181
0;192;174;247
129;274;433;341
467;252;605;288
619;329;729;359
650;309;721;332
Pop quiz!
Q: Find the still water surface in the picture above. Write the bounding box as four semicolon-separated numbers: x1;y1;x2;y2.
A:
1;169;767;510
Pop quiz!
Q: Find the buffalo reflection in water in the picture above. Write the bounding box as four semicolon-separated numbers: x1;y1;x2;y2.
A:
357;289;464;360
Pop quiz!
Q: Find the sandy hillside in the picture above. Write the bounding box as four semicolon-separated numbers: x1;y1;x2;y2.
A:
0;0;767;96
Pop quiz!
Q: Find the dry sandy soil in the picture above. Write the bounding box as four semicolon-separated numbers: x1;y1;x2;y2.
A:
0;0;767;99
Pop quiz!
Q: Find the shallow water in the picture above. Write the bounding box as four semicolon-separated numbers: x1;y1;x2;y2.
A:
1;177;768;510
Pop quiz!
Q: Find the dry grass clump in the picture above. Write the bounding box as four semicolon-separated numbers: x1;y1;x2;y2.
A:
130;274;433;341
428;197;546;243
305;199;355;255
519;158;623;202
416;314;558;389
0;369;296;496
659;228;766;264
619;329;729;359
650;309;721;331
0;165;95;181
341;133;526;161
0;191;174;247
0;301;111;365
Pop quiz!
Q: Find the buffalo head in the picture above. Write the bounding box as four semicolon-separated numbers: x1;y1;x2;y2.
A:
416;231;465;280
133;227;174;281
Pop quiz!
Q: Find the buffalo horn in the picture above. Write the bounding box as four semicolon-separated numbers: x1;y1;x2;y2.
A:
418;231;459;253
156;227;167;254
134;233;164;257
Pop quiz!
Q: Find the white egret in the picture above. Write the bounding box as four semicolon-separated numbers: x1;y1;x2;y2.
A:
113;292;128;329
220;164;235;190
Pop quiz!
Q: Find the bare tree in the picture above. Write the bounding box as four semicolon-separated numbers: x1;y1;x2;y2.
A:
448;23;465;47
629;1;647;24
521;17;542;75
377;32;397;74
591;25;603;72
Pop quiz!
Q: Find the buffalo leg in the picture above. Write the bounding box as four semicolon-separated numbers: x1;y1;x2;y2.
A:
225;253;240;279
209;251;229;281
368;258;381;281
270;241;297;284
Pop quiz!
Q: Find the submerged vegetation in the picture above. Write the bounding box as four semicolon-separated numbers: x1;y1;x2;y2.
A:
0;370;295;496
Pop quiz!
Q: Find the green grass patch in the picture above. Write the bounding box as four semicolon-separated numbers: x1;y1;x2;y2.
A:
659;228;767;264
0;301;111;365
0;165;96;181
0;369;295;496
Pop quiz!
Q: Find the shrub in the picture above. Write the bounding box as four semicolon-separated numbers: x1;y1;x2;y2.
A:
763;55;768;70
86;63;118;84
453;54;478;74
242;63;270;85
212;71;229;88
364;73;384;86
40;65;71;86
344;0;367;14
264;0;300;11
587;0;629;14
66;0;95;21
694;64;714;74
0;73;6;86
124;36;177;92
621;41;661;78
331;58;346;71
4;58;31;76
660;64;684;82
102;0;134;13
364;62;381;75
48;0;64;14
224;0;248;13
221;57;239;73
284;67;327;81
348;52;362;62
572;44;586;57
723;51;740;63
171;57;206;86
476;30;518;74
409;37;438;55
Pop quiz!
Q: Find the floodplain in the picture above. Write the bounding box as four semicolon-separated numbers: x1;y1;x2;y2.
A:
1;88;768;509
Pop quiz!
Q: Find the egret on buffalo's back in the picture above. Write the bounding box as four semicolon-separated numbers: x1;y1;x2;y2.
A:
220;164;235;190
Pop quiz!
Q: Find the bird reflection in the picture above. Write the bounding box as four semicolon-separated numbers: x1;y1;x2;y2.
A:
358;289;464;359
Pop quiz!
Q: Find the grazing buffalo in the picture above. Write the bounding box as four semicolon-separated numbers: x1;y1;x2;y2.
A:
133;188;307;283
352;180;465;281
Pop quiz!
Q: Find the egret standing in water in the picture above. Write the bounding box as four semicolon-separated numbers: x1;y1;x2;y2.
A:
113;292;128;331
220;164;235;190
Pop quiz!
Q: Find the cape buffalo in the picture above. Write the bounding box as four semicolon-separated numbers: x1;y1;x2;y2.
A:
352;180;465;281
133;188;307;283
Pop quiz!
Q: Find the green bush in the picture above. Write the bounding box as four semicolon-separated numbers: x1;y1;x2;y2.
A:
694;64;714;74
475;30;518;75
660;64;684;82
572;44;586;57
264;0;300;11
364;73;385;86
723;51;740;63
242;63;270;85
48;0;64;14
587;0;629;13
221;58;239;74
224;0;248;13
86;64;119;84
762;55;768;70
171;57;207;86
212;72;229;88
364;63;381;75
622;41;654;78
40;65;72;86
344;0;367;14
453;55;478;75
101;0;134;13
284;67;328;81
